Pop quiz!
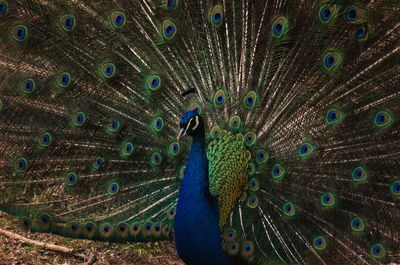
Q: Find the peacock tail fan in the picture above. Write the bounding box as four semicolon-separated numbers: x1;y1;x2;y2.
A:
0;0;399;264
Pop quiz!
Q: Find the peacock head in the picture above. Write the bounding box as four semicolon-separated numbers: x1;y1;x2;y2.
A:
177;108;204;140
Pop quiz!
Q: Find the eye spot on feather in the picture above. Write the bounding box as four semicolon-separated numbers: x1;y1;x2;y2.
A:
146;74;161;91
223;228;237;241
247;162;256;176
298;142;315;158
255;149;268;164
83;222;97;238
71;112;86;127
246;195;258;208
240;241;255;258
352;166;368;182
229;115;241;130
66;221;80;237
244;132;256;146
92;157;105;170
11;25;28;41
108;120;121;133
313;236;327;251
345;5;366;24
322;51;343;72
271;17;288;38
65;172;78;186
120;141;134;157
370;244;386;259
167;207;176;220
115;222;129;238
248;178;259;191
56;72;72;88
21;217;31;229
130;222;142;237
351;217;365;232
210;125;221;139
167;141;180;156
320;192;336;207
283;202;297;217
14;157;28;173
0;1;9;16
355;24;368;41
271;163;285;180
36;213;52;231
225;241;240;256
162;0;178;9
151;116;164;133
318;4;338;23
99;62;116;79
38;132;52;147
150;152;163;166
60;15;76;31
210;5;224;27
213;90;226;107
162;20;176;39
243;91;257;110
390;180;400;197
107;182;120;195
110;11;126;29
19;78;36;94
99;223;114;239
373;110;393;128
325;108;344;125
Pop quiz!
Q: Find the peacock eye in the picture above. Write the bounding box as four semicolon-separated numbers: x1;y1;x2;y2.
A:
247;178;259;191
320;192;335;207
162;0;178;9
213;90;226;107
355;25;368;41
373;110;392;128
255;150;268;164
229;115;241;130
390;180;400;197
150;152;163;166
38;132;52;147
18;78;37;95
168;141;180;156
313;236;327;251
60;15;76;31
11;25;28;41
65;172;78;186
162;20;176;39
322;51;343;72
0;1;9;16
271;164;285;180
147;75;161;91
120;141;134;157
271;17;288;38
210;5;224;27
56;72;72;88
243;91;257;110
107;182;120;195
151;116;164;132
110;11;126;28
345;5;365;23
244;132;256;146
99;62;116;78
370;244;386;259
71;112;86;127
318;4;338;23
352;166;368;182
297;142;315;158
283;202;296;217
351;217;365;232
14;157;28;173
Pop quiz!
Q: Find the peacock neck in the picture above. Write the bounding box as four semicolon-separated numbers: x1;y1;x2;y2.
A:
174;133;232;265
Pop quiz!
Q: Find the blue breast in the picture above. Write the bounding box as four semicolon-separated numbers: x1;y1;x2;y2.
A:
174;137;232;265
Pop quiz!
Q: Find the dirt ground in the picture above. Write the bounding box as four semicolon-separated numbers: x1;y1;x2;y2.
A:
0;212;184;265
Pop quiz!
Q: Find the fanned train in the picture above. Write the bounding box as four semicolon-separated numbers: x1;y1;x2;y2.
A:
0;0;399;264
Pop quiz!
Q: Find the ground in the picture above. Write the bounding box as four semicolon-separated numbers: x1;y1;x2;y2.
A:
0;212;184;265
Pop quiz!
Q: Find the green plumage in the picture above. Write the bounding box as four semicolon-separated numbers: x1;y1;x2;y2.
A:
0;0;399;264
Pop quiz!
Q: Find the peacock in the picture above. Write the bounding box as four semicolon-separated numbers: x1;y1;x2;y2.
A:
0;0;399;264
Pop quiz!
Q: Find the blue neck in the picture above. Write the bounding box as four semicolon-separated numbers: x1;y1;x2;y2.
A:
174;135;232;265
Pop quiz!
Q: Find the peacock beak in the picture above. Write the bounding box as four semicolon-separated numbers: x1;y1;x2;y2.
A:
177;128;186;141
